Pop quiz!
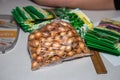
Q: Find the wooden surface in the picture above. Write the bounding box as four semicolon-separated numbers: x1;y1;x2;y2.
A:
91;50;107;74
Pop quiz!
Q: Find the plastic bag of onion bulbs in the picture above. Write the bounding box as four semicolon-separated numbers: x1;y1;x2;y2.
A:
28;19;91;70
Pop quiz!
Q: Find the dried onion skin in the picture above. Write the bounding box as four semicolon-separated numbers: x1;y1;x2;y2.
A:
28;20;91;70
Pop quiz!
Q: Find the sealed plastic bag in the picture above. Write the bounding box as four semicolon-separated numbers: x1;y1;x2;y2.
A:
11;5;54;32
53;8;93;38
0;15;19;54
28;20;91;70
84;18;120;56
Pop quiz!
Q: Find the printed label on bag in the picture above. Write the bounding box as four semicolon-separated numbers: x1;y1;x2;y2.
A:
0;30;17;48
0;30;17;38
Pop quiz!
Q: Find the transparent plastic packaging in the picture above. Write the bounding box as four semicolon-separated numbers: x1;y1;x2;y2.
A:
28;20;91;70
0;15;19;54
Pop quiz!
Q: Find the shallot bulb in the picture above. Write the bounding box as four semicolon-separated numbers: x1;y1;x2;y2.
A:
28;20;90;70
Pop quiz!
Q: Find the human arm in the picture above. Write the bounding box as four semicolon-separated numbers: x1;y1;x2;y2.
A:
31;0;115;10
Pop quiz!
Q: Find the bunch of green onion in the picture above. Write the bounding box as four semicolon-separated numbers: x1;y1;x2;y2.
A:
11;6;54;32
84;27;120;56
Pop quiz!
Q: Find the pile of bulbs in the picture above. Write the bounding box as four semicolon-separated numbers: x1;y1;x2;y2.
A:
28;20;90;70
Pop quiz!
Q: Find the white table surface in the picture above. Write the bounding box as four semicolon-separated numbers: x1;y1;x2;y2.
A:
0;0;120;80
